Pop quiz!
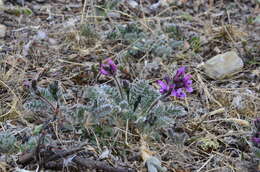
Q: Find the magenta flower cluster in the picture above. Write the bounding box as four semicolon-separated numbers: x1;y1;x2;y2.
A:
252;118;260;146
252;135;260;144
99;59;193;99
100;58;117;76
157;67;193;98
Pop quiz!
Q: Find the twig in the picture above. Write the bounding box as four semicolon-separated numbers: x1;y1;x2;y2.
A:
80;0;87;25
35;131;47;172
193;108;225;132
73;156;136;172
18;148;136;172
125;119;129;147
139;93;167;119
40;146;86;166
113;76;124;99
196;155;214;172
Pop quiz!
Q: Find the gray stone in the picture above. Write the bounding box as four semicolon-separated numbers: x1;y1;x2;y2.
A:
254;15;260;25
0;0;3;8
107;12;121;19
127;0;138;8
0;24;6;38
203;51;244;79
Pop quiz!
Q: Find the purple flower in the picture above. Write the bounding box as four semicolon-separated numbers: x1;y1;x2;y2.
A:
174;66;185;78
157;67;193;98
252;135;260;145
173;67;193;93
157;77;174;94
100;58;117;76
172;88;186;98
252;131;260;147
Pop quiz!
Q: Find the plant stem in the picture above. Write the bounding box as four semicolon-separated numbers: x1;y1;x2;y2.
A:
113;76;123;99
136;93;168;123
144;94;167;115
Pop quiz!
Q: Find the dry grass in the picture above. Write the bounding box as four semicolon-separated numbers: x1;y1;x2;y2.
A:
0;0;259;171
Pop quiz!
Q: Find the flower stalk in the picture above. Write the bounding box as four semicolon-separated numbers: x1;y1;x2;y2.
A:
100;58;123;99
144;93;167;115
137;66;193;123
113;76;123;99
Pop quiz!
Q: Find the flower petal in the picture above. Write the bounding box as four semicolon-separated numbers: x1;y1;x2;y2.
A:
157;80;167;89
176;88;186;98
106;58;113;64
163;76;171;84
252;137;260;144
157;80;169;94
183;74;192;81
186;86;193;93
107;59;117;71
160;88;167;94
176;67;186;76
171;90;177;97
100;68;109;75
100;58;118;76
110;64;117;72
185;79;192;86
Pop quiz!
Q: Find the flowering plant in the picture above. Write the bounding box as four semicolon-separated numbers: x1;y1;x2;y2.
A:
157;67;193;98
252;118;260;147
252;134;260;145
100;58;123;99
138;67;193;121
100;58;117;76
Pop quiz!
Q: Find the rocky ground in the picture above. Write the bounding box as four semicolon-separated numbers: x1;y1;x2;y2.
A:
0;0;260;171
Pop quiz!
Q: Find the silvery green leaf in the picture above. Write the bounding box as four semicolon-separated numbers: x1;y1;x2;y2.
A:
253;147;260;159
146;157;167;172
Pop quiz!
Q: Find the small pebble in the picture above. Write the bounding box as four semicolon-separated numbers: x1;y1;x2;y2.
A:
0;24;6;38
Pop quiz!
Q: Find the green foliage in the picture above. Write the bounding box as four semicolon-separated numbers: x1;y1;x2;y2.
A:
254;15;260;25
33;124;44;135
24;84;61;113
197;137;220;151
4;7;33;16
81;80;185;136
95;0;121;16
107;24;145;41
24;80;186;139
80;24;98;39
189;37;201;52
0;132;17;153
253;147;260;160
247;16;255;25
164;24;184;40
19;135;53;152
107;24;176;59
103;0;120;10
146;156;167;172
19;136;38;152
180;13;193;21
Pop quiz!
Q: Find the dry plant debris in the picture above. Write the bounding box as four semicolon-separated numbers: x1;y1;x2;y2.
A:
0;0;260;171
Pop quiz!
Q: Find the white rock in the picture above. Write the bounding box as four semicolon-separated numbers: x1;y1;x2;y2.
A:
107;12;121;19
0;0;4;8
0;24;6;38
150;2;161;10
203;51;244;79
127;0;138;8
36;30;47;40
